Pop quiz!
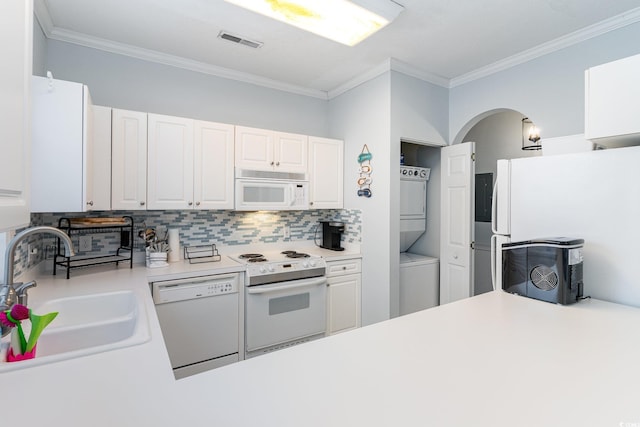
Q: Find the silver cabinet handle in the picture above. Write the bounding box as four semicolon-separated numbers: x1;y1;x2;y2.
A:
196;201;201;206
188;201;193;206
140;201;145;206
276;162;280;166
86;201;94;206
270;161;275;166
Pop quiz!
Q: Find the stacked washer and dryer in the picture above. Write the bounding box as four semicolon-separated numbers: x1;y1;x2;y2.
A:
399;166;439;315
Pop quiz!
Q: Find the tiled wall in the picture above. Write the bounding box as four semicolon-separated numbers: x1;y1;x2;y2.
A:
12;209;361;278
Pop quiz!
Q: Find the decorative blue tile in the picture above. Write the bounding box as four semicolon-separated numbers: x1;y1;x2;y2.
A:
14;209;361;280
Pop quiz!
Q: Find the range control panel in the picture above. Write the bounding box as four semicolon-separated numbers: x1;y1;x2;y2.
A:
152;274;239;304
400;166;431;181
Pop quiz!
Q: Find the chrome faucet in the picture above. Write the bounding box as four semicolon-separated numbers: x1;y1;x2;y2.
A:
1;226;75;337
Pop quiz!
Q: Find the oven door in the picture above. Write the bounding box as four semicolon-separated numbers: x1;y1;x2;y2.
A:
245;276;326;352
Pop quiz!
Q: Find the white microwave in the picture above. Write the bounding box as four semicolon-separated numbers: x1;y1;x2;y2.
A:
235;169;309;211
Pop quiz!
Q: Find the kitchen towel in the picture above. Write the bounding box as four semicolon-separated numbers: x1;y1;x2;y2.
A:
168;228;180;262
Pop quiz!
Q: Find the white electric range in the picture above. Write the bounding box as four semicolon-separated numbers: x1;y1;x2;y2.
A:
229;249;327;358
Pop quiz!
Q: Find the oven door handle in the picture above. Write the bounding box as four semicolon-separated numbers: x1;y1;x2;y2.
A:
247;277;327;294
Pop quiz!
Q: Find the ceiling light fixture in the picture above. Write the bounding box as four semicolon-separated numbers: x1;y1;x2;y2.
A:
223;0;404;46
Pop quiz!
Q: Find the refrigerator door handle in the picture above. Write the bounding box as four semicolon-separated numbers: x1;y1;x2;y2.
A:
491;234;497;291
491;181;498;235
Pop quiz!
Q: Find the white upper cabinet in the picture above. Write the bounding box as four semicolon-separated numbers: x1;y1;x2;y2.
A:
148;114;234;210
193;120;234;210
585;53;640;142
0;0;32;230
112;109;148;210
91;105;112;211
31;76;95;213
235;126;307;173
147;114;194;210
308;137;344;209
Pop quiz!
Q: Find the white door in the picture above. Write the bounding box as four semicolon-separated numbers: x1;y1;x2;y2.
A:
308;136;343;209
112;109;148;210
439;142;475;304
91;105;112;211
147;114;194;210
235;126;274;171
274;131;307;173
194;120;234;210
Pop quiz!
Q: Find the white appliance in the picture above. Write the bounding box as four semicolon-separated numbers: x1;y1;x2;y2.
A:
151;273;240;379
491;146;640;307
235;169;309;211
400;166;430;251
399;253;439;315
230;250;327;358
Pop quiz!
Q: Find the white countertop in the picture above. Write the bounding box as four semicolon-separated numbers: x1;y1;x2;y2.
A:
3;261;640;426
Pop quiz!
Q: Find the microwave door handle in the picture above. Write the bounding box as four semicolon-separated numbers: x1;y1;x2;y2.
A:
247;277;326;294
289;184;295;206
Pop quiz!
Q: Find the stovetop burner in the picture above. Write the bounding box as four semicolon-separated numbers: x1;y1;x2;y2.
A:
281;250;310;259
239;253;267;262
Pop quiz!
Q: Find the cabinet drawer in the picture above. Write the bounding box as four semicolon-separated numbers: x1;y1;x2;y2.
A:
326;259;361;277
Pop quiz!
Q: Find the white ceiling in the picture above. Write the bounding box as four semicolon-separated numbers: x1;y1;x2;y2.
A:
35;0;640;98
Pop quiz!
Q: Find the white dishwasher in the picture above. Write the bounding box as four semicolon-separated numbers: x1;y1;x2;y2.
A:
151;273;240;379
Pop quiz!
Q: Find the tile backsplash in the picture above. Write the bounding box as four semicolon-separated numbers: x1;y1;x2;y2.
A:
13;209;361;279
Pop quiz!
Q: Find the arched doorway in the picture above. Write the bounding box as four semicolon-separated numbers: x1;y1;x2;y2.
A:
459;109;541;295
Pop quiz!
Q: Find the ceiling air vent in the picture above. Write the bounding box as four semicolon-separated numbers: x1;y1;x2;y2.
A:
218;31;263;49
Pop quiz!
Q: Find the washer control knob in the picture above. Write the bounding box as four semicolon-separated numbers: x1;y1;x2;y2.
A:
268;264;275;272
302;261;309;268
309;259;316;267
259;266;266;273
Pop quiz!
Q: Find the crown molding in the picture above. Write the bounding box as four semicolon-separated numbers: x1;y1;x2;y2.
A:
389;58;450;88
34;0;54;35
450;6;640;88
327;59;392;99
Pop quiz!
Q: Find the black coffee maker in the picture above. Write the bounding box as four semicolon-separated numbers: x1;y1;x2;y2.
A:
320;221;345;251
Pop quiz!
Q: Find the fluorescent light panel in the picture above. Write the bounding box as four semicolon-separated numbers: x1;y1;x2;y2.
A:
224;0;404;46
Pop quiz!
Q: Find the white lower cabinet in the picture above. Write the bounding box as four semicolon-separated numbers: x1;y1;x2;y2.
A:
326;258;361;335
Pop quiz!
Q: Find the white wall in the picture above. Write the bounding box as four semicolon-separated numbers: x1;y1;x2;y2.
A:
32;17;47;77
390;71;448;317
328;73;392;325
450;22;640;144
45;40;329;137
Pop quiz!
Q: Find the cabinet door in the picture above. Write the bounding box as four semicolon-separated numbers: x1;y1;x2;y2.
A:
0;0;31;230
112;109;148;210
31;76;85;213
194;120;234;210
91;105;112;211
275;131;308;173
147;114;194;210
308;137;343;209
327;274;361;335
235;126;274;171
585;53;640;140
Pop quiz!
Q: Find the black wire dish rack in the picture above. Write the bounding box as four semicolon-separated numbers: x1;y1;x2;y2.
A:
54;216;134;279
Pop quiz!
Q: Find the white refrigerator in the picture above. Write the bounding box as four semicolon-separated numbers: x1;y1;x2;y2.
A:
491;145;640;307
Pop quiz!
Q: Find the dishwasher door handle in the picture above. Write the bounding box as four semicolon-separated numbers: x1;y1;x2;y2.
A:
247;277;326;295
